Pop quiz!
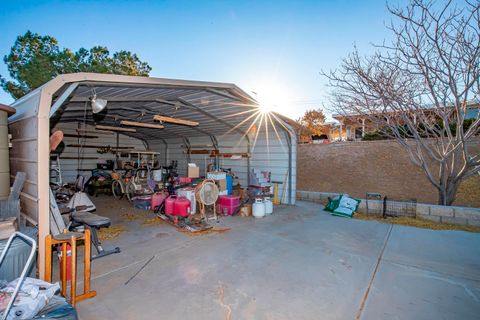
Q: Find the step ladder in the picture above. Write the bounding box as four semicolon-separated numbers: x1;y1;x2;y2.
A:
50;154;63;187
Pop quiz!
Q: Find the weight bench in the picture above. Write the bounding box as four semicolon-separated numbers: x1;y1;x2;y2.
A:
50;189;120;260
70;211;121;260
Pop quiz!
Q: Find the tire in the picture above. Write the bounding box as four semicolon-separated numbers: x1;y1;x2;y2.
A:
84;177;96;197
112;180;124;200
125;182;136;202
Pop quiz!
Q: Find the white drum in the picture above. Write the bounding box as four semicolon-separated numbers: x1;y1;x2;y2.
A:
264;197;273;215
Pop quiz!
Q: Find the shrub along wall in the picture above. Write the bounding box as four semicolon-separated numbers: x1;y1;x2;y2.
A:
297;139;480;208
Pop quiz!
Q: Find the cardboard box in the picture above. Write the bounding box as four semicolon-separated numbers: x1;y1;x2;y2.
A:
217;178;227;191
187;166;200;178
0;217;18;240
233;188;247;199
239;204;252;217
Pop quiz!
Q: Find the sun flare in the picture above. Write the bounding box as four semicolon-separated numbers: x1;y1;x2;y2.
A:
251;80;291;116
259;103;275;114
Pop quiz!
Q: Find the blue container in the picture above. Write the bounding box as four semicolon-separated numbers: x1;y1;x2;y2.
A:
133;196;152;210
226;175;233;195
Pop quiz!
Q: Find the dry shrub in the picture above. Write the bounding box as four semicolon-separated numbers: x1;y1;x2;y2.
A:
354;212;480;233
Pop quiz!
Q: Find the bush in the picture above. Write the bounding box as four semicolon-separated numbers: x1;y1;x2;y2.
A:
362;131;389;141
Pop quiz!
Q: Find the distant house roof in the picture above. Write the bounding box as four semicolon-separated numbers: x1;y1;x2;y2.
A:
332;102;480;121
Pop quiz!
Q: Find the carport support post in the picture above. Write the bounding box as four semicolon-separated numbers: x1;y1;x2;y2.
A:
284;130;293;205
39;94;56;280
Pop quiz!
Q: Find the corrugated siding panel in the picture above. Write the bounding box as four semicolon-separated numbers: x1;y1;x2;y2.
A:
159;135;250;186
249;125;296;205
217;135;249;186
50;122;146;183
9;97;41;225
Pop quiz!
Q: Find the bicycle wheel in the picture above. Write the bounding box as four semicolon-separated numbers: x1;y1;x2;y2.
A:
112;180;124;200
125;182;136;202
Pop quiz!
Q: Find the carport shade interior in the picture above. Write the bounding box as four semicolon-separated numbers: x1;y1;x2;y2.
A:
49;83;263;141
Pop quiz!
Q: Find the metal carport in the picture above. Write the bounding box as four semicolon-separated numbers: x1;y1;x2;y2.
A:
7;72;296;279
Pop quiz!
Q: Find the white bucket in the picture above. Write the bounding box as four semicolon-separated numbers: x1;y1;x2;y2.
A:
252;198;265;218
264;197;273;215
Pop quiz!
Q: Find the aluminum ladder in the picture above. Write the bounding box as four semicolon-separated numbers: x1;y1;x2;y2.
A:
50;154;63;187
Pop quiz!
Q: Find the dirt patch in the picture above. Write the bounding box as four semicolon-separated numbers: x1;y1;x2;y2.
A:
97;224;127;240
354;211;480;233
121;212;144;221
456;176;480;208
142;217;166;226
177;227;230;236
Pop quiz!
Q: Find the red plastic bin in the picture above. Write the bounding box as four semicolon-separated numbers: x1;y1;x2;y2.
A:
217;195;240;216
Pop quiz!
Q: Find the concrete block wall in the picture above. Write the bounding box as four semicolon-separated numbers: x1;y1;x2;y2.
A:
296;190;480;227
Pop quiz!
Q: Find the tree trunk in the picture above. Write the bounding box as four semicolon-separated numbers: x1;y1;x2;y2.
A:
437;182;460;206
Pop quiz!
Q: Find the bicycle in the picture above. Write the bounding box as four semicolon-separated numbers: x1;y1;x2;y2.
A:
112;167;153;201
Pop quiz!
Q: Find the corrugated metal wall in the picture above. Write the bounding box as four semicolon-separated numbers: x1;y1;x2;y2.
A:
50;122;146;183
148;125;296;204
9;90;42;223
150;135;250;184
249;124;296;205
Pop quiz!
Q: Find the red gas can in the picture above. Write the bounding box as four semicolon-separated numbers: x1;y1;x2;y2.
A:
151;191;168;211
173;196;191;217
165;195;177;215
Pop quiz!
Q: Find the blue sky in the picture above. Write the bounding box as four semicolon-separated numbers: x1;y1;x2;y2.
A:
0;0;399;119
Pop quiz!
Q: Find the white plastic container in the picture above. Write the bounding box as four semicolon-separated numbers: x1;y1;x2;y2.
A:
264;197;273;215
152;169;163;182
207;171;227;180
252;198;265;218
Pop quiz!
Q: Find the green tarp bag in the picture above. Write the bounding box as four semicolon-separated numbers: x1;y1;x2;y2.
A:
324;194;360;218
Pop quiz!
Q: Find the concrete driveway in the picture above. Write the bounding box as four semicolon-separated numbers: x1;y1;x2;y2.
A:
76;200;480;320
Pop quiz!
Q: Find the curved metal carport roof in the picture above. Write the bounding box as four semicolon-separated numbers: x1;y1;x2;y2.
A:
8;72;296;281
48;73;268;143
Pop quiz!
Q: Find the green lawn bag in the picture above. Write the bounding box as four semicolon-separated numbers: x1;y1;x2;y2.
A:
324;195;341;212
325;194;361;218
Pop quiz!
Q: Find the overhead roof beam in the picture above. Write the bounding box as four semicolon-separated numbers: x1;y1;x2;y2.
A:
70;96;164;103
49;83;79;117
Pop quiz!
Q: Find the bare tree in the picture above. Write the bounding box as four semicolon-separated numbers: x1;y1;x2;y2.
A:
323;0;480;205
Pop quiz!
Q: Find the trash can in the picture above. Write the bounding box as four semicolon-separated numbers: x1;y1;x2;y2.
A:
0;227;37;281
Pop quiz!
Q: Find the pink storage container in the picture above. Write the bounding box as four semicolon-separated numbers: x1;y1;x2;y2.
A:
165;195;177;215
151;192;168;211
173;196;191;217
217;195;240;216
